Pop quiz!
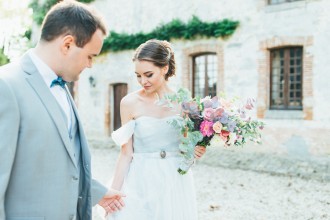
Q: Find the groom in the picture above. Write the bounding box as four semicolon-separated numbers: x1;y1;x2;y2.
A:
0;1;123;220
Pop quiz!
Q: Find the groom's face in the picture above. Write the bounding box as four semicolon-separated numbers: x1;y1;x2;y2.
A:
62;29;104;82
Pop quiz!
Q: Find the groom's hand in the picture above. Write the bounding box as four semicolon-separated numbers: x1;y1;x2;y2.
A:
98;188;126;214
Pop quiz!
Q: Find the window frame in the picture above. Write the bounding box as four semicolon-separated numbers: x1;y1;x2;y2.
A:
269;46;303;110
268;0;303;5
192;52;217;98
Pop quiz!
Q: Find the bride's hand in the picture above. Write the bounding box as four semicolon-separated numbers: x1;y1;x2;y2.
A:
194;145;206;159
99;188;126;214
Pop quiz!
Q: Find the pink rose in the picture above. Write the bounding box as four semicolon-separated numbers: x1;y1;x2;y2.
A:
220;98;232;110
203;108;215;121
214;107;224;118
221;130;230;137
201;96;211;103
245;98;255;110
200;120;214;137
219;130;229;140
212;121;223;133
219;133;228;142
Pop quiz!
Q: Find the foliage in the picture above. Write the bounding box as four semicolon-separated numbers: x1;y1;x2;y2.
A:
77;0;95;2
0;47;9;66
29;1;239;53
24;28;32;41
102;16;239;53
29;0;96;25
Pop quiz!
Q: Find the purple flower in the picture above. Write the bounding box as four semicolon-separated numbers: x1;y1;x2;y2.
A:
219;113;229;124
211;96;220;108
202;99;213;108
202;108;215;121
182;101;199;116
227;120;237;132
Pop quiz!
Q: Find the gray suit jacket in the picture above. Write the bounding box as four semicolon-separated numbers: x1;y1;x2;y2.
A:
0;52;107;220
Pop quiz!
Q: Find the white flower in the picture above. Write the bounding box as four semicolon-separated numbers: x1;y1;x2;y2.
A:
212;121;223;133
227;132;237;145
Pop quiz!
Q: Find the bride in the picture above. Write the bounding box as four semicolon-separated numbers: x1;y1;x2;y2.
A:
107;39;206;220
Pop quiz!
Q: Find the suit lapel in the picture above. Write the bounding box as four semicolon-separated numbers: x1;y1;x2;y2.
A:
21;53;78;169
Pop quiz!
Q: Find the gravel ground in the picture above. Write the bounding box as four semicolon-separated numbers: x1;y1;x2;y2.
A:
91;147;330;220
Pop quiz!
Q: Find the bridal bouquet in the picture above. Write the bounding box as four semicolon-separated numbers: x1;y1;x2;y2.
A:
162;88;265;174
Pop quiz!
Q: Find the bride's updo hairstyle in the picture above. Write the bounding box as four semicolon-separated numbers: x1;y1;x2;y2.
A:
132;39;176;80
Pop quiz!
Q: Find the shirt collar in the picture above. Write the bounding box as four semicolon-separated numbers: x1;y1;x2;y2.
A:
28;49;58;88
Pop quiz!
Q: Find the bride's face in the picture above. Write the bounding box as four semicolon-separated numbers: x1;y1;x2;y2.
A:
134;60;168;94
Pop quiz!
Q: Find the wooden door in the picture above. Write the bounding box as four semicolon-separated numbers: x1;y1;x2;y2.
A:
113;83;127;130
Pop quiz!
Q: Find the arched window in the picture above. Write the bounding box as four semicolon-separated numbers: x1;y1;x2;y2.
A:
193;53;217;98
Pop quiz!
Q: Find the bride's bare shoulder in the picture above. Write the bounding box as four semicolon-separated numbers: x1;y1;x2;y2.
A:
121;89;144;107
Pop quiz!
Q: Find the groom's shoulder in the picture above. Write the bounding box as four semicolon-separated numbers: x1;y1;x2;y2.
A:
0;61;24;90
0;61;22;77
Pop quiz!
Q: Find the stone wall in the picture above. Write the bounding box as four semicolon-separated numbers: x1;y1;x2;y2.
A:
77;0;330;157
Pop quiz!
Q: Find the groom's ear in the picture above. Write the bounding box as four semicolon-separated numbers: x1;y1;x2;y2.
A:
60;35;75;55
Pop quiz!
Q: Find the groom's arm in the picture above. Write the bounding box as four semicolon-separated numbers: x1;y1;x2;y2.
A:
91;179;107;205
0;79;20;219
91;179;125;215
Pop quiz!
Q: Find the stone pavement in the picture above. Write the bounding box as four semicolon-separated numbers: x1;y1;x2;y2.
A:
89;138;330;220
89;138;330;182
200;147;330;182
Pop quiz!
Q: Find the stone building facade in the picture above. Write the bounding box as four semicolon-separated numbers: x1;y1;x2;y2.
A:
76;0;330;157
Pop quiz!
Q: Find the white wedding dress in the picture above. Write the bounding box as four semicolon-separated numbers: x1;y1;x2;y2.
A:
108;115;197;220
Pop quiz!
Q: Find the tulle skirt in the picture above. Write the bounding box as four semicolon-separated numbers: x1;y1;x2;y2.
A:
107;152;198;220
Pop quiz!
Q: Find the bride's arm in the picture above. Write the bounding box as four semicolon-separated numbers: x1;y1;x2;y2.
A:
110;96;134;190
103;140;132;214
111;139;133;190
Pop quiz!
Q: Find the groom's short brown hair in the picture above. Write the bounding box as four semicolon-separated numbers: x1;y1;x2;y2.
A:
40;0;107;48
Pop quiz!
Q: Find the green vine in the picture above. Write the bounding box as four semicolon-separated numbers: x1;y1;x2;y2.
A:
29;0;95;25
29;0;239;53
102;16;239;53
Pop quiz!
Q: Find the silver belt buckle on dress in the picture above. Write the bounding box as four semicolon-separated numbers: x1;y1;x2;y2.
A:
160;150;166;159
